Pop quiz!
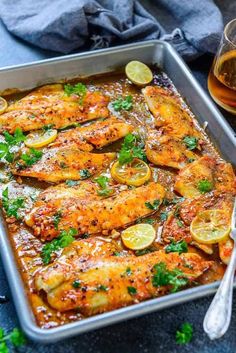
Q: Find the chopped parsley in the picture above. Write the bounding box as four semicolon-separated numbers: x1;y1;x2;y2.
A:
165;240;188;254
197;179;213;194
145;200;160;210
160;212;168;222
3;128;26;146
41;228;78;264
59;162;67;169
0;327;26;353
135;248;155;256
136;217;155;225
176;322;193;344
2;188;25;220
72;280;81;288
79;169;91;179
42;124;55;131
52;211;62;230
96;285;108;292
0;143;13;163
183;136;198;150
64;83;87;104
118;133;146;165
152;262;189;293
94;175;113;197
125;267;132;276
176;219;184;228
65;180;80;187
112;96;133;111
127;286;137;295
20;148;43;167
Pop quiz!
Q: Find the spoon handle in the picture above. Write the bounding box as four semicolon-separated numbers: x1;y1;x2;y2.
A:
203;232;236;340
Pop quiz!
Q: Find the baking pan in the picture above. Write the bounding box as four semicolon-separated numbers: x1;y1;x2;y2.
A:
0;40;235;343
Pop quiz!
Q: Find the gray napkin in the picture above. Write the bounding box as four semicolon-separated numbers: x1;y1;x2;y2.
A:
0;0;224;60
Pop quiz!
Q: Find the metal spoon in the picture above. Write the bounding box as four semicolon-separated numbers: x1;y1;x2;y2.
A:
203;198;236;340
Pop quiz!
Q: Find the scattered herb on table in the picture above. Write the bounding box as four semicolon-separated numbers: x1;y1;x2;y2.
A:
0;327;26;353
2;187;25;220
183;136;198;150
145;200;160;210
165;240;188;254
41;228;78;264
197;179;213;194
79;169;91;179
175;322;193;344
20;148;43;166
152;262;189;293
118;133;146;165
112;95;133;111
127;286;137;295
94;175;113;197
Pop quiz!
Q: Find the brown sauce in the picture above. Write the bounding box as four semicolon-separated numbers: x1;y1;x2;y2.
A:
0;68;227;328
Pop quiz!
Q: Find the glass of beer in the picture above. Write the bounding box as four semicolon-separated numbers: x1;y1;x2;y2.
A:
208;19;236;114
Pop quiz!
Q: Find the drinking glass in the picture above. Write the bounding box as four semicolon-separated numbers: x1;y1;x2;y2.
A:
208;19;236;114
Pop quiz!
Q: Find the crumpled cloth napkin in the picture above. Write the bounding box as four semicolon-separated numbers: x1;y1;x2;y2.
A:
0;0;224;61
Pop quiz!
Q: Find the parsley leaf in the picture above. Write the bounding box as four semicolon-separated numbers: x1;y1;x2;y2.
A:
0;327;26;352
21;148;43;166
165;240;188;254
2;188;25;219
176;323;193;344
64;83;87;103
160;211;168;222
52;211;62;230
112;96;133;111
72;280;81;288
94;175;113;197
9;328;26;347
152;262;189;293
127;286;137;295
96;285;108;292
145;200;160;210
197;179;213;193
118;133;146;165
3;128;26;146
42;124;55;131
183;136;198;150
79;169;91;179
41;228;78;264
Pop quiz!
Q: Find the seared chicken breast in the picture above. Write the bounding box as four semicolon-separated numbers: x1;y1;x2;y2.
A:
0;84;110;133
35;243;212;314
26;181;165;241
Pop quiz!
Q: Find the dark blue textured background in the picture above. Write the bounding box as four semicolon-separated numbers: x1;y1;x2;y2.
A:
0;1;236;352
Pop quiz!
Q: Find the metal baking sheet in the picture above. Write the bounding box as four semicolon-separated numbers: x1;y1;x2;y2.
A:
0;40;235;343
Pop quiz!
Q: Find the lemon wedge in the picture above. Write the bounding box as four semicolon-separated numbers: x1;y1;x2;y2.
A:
190;209;231;244
25;129;58;148
111;158;151;187
125;61;153;86
0;97;8;114
121;223;156;250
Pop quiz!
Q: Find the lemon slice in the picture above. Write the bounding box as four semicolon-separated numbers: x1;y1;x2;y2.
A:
121;223;156;250
125;61;153;86
190;209;231;244
0;97;8;114
25;129;58;148
111;158;151;187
